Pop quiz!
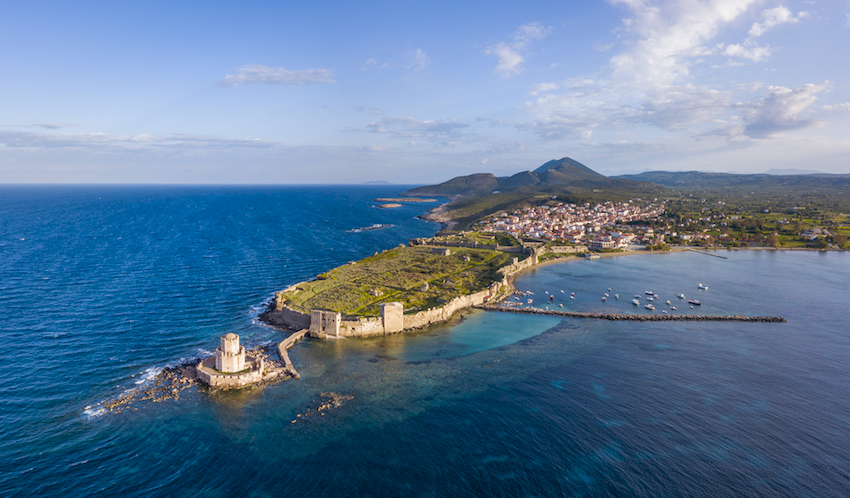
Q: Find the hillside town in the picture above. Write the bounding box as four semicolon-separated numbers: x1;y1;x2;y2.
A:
477;200;671;249
474;198;847;251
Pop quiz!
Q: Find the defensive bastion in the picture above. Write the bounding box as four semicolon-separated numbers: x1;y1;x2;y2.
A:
263;238;573;338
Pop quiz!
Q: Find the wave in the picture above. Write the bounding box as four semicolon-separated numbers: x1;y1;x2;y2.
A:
133;366;163;385
347;223;393;233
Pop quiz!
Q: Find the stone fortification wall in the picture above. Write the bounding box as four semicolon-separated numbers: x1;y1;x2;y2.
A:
543;245;587;254
498;254;538;277
196;356;263;389
412;240;527;254
402;282;507;330
496;245;526;253
269;304;311;330
338;316;385;337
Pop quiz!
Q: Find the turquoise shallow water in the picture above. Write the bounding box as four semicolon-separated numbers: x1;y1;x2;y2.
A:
1;185;849;497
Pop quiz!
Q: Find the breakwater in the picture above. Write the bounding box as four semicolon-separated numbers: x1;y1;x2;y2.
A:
476;305;786;322
277;329;308;379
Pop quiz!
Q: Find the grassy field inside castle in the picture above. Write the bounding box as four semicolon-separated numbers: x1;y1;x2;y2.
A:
281;246;514;316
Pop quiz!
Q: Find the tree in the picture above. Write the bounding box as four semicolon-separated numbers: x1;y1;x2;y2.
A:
766;233;779;247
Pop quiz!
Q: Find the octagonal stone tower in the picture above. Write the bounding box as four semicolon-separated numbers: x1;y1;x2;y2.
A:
215;332;246;373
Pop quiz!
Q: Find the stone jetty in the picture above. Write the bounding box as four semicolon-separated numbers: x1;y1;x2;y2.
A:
476;305;786;323
277;329;308;379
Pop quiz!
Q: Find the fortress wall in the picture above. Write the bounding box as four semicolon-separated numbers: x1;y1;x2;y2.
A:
498;255;537;277
196;357;263;389
403;284;506;331
338;316;385;337
266;305;310;330
543;245;587;254
496;245;525;253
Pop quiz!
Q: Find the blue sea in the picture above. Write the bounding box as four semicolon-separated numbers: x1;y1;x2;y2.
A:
1;185;849;497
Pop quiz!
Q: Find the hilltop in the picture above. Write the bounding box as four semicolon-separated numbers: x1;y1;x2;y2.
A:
402;157;667;230
616;170;850;212
403;157;660;197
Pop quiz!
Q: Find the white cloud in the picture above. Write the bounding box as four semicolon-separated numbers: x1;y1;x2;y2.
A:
529;82;559;95
608;0;758;87
486;22;551;77
822;103;850;113
33;123;75;130
408;49;431;71
0;130;275;150
721;42;773;62
219;65;335;86
748;7;807;38
737;82;827;138
363;58;389;70
366;116;471;146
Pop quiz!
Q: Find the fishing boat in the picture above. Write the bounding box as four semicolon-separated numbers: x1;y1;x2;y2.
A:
688;299;701;305
601;296;606;302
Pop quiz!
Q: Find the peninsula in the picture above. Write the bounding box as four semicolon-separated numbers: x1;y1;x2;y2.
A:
262;155;839;346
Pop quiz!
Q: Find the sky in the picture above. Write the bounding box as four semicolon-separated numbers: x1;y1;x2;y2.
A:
2;0;849;184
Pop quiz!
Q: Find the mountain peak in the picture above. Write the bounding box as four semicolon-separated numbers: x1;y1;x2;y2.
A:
533;157;602;177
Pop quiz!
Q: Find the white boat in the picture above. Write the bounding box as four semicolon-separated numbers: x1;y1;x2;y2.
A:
632;299;640;305
608;288;612;292
528;299;533;304
671;306;677;311
645;304;655;310
677;294;685;299
614;294;619;299
560;290;565;294
698;283;708;290
570;295;575;300
559;304;563;307
666;300;671;305
601;296;606;302
647;296;655;301
604;293;609;297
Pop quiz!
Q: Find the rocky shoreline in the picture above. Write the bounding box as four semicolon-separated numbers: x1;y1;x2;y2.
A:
101;344;293;414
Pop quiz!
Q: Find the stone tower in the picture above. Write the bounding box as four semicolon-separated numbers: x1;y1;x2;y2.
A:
380;302;404;334
216;332;246;373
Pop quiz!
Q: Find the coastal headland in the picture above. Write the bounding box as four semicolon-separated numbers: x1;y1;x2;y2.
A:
259;228;788;344
260;235;547;337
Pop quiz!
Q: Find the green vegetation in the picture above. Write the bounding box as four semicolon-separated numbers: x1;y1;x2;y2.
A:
280;245;517;316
